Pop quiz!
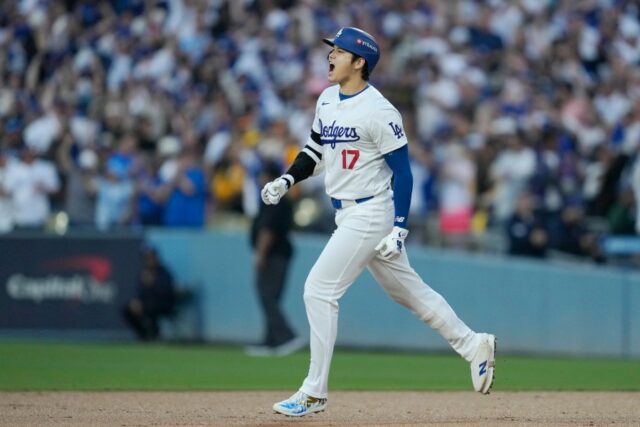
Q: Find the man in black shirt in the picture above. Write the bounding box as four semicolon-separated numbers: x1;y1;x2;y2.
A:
246;162;303;356
122;245;176;341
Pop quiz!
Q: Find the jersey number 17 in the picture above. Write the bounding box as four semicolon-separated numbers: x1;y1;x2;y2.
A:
341;149;359;169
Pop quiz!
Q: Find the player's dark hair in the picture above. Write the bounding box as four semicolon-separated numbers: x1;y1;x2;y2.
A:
351;54;370;81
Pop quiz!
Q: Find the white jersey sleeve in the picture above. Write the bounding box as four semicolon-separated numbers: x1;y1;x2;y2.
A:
369;105;408;155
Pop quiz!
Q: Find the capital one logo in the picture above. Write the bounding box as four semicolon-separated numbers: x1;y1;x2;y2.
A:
41;256;112;281
5;255;117;304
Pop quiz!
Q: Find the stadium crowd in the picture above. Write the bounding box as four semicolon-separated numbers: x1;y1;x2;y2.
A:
1;0;639;263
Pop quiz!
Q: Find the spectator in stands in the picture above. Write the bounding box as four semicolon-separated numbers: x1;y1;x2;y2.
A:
506;191;548;259
211;141;246;214
438;141;476;249
122;245;176;342
23;101;67;156
158;148;207;227
587;147;630;218
607;188;637;236
0;149;14;233
2;145;60;230
107;134;140;181
134;152;165;227
488;119;536;226
95;156;135;231
552;204;593;256
56;132;99;228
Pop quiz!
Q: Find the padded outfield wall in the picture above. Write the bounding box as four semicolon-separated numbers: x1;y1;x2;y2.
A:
147;229;640;358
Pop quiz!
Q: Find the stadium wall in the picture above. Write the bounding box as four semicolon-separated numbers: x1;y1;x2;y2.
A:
147;229;640;358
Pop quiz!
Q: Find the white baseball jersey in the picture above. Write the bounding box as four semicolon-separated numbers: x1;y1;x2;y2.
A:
302;84;408;200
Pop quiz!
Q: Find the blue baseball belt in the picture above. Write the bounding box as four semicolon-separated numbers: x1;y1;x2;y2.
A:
330;195;374;209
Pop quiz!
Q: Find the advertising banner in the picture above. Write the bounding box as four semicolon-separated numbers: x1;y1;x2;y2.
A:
0;234;142;330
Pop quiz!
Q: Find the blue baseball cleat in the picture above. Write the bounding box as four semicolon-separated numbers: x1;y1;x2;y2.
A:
471;333;496;394
273;391;327;417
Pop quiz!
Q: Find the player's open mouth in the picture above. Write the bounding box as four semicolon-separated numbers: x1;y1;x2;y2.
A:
329;64;335;72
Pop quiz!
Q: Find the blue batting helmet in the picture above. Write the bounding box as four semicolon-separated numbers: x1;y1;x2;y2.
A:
323;27;380;74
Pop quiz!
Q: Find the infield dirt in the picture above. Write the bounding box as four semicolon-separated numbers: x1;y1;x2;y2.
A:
1;391;638;426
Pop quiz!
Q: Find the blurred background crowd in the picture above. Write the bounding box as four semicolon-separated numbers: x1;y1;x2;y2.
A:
1;0;640;263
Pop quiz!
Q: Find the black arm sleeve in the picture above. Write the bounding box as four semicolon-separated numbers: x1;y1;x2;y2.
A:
285;151;317;186
282;130;322;187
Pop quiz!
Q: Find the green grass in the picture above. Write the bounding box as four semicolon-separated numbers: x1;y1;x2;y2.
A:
0;341;638;391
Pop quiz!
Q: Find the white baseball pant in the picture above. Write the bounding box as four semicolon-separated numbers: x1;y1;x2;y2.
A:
299;191;481;398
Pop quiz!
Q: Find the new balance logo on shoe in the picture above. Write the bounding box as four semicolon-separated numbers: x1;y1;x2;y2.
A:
470;333;496;394
479;360;487;376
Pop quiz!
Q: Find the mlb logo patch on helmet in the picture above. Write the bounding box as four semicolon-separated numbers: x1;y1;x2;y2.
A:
322;27;380;73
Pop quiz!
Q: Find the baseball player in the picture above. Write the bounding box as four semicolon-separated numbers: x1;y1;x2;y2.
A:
262;27;496;417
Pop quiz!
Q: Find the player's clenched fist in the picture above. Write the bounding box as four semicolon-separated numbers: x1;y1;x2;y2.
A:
375;226;409;260
261;176;290;205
